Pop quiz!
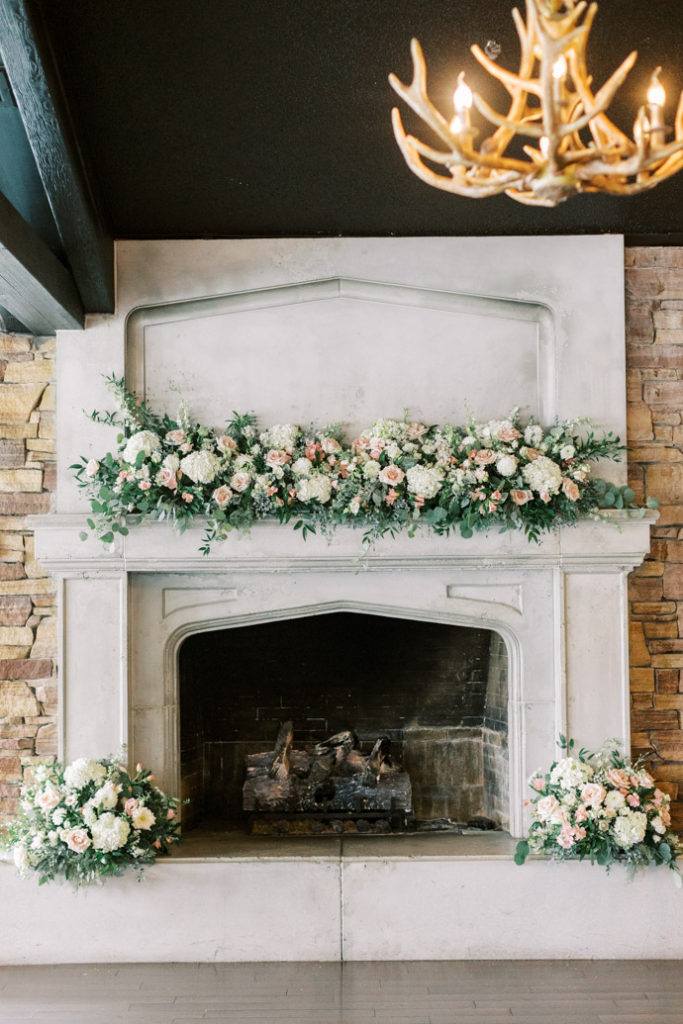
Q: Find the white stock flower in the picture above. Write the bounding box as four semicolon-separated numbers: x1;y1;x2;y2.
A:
91;812;131;852
122;430;161;464
613;810;647;849
406;465;443;499
292;458;312;477
522;455;563;495
179;450;220;484
296;475;332;504
63;758;107;791
496;454;518;477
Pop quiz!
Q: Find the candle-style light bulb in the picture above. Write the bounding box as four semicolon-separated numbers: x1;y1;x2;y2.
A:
540;136;550;159
552;54;567;80
646;67;667;147
647;68;666;108
449;113;465;136
453;73;473;113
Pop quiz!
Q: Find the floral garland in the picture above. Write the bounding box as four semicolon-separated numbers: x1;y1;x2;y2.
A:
71;376;649;555
2;755;182;886
515;738;681;884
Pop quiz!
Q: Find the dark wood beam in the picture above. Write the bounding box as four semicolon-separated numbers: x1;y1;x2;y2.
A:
0;187;84;332
0;0;114;313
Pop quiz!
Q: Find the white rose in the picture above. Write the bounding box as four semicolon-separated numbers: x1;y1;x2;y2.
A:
34;785;60;814
496;454;518;477
179;450;221;485
163;453;180;473
560;444;575;460
230;471;251;492
84;458;100;478
292;458;312;477
122;430;161;465
535;795;560;822
604;790;626;811
90;812;131;852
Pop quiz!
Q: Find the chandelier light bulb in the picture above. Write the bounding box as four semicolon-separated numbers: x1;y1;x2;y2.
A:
551;54;567;80
449;113;465;135
647;69;666;108
453;74;473;112
539;136;550;159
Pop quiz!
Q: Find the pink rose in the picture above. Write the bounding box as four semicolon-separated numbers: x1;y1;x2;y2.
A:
496;426;521;442
378;464;405;486
531;778;544;791
158;467;177;490
575;804;588;823
63;828;91;854
230;471;251;492
510;489;532;506
34;785;60;813
124;798;139;816
212;485;233;506
165;429;186;445
216;435;237;452
406;422;428;439
580;782;606;808
606;768;631;789
138;480;152;491
473;449;496;465
626;793;640;808
540;491;552;504
265;449;290;468
320;437;342;454
562;477;580;501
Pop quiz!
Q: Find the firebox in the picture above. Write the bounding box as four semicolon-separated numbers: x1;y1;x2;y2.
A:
178;613;508;834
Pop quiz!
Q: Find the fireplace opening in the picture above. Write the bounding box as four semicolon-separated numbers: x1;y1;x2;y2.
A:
178;613;509;835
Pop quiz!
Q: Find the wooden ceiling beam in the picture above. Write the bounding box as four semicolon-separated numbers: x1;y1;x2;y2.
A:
0;187;84;333
0;0;114;314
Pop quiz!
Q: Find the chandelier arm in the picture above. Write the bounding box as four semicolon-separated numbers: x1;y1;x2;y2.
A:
483;3;539;158
390;109;524;196
557;51;638;139
472;93;545;138
470;45;543;98
535;0;591;37
388;40;458;151
566;30;632;148
504;187;563;208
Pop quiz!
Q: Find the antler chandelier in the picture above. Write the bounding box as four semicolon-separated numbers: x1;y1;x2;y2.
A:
389;0;683;206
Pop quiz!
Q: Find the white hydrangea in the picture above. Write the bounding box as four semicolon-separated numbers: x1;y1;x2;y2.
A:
292;457;312;477
368;419;404;441
92;780;119;811
522;455;563;495
524;424;544;446
296;475;332;504
91;812;131;852
260;424;299;450
405;465;443;499
122;430;161;465
363;461;381;480
496;454;518;477
63;758;107;791
613;809;647;849
549;757;593;790
179;450;221;484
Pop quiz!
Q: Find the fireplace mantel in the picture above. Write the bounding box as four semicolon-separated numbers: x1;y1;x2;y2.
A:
30;511;657;574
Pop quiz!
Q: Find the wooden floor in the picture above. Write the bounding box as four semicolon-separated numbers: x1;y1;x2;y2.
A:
0;961;681;1023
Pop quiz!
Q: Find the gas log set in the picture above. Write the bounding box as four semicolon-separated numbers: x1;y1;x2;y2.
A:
243;722;413;835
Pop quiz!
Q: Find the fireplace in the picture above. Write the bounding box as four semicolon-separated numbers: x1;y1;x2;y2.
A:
13;235;678;964
178;613;509;833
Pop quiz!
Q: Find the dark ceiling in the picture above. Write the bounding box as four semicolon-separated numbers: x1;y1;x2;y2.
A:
28;0;683;242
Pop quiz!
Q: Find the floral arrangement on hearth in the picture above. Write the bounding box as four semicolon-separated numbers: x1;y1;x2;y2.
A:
515;738;682;884
2;756;182;886
70;375;651;555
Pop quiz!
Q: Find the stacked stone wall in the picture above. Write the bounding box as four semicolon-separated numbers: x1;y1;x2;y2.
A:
626;247;683;831
0;333;56;824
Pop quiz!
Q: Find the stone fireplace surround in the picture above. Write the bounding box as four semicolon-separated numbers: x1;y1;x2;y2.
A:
2;236;682;963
